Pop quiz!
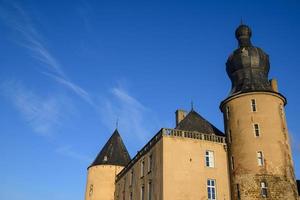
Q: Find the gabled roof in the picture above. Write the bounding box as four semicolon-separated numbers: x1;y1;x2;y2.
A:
89;129;131;168
175;110;224;136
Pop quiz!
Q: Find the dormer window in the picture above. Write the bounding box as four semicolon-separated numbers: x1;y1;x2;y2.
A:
103;156;108;162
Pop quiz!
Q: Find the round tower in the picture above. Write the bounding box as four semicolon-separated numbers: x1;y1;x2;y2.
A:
85;129;131;200
220;24;298;200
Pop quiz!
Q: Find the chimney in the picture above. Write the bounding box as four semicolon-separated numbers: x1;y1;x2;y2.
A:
175;109;187;126
270;79;279;92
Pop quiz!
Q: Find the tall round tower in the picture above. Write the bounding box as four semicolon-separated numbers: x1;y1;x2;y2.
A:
85;129;131;200
220;24;298;199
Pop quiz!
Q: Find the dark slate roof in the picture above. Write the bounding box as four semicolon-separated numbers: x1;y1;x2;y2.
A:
89;129;131;168
175;110;224;136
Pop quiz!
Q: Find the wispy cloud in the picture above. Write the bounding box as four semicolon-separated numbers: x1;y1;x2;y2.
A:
98;86;157;146
1;80;68;136
55;145;92;163
0;1;93;105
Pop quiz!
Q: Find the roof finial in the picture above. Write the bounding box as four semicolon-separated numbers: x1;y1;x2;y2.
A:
240;17;243;25
191;100;194;111
116;118;119;130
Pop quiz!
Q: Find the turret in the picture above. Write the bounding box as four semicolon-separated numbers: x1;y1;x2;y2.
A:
220;24;298;199
85;129;131;200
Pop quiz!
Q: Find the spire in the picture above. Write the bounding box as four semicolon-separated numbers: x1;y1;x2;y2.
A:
191;100;194;111
89;129;131;168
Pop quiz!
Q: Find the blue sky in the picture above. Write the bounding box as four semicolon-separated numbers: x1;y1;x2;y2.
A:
0;0;300;199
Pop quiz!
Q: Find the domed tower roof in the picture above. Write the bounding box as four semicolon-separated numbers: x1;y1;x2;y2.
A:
226;24;273;95
89;129;131;168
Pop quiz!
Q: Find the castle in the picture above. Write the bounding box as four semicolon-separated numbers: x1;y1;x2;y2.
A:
84;24;300;200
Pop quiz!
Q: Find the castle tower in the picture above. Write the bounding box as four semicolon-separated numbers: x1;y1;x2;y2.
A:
85;129;131;200
220;24;298;199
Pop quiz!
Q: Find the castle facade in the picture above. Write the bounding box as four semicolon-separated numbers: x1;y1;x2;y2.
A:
84;24;300;200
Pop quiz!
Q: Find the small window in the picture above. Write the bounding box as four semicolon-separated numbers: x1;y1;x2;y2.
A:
129;170;133;186
237;184;241;200
148;154;152;173
231;156;235;170
251;99;257;112
129;192;133;200
257;151;264;166
89;184;94;197
260;181;268;198
227;129;231;143
103;155;108;161
148;182;152;200
141;160;145;177
140;185;145;200
207;179;216;200
253;123;260;137
226;106;230;119
205;151;215;168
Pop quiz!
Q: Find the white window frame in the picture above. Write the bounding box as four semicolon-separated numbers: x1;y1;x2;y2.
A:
207;179;217;200
257;151;264;166
251;99;257;112
260;181;268;198
205;150;215;168
253;123;260;137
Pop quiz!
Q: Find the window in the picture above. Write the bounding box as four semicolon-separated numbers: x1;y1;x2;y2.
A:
260;181;268;197
227;129;231;143
103;155;108;161
231;156;235;170
257;151;264;166
129;192;133;200
237;184;241;200
141;160;145;177
148;182;152;200
148;154;152;173
251;99;257;112
129;170;133;186
226;106;230;119
207;179;216;200
253;123;260;137
89;184;93;197
205;151;215;168
140;186;145;200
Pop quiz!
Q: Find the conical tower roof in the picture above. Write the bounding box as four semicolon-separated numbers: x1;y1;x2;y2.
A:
175;110;224;136
89;129;131;168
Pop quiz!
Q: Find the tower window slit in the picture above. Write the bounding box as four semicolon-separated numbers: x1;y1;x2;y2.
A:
237;184;241;200
251;99;257;112
253;123;260;137
226;106;230;119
